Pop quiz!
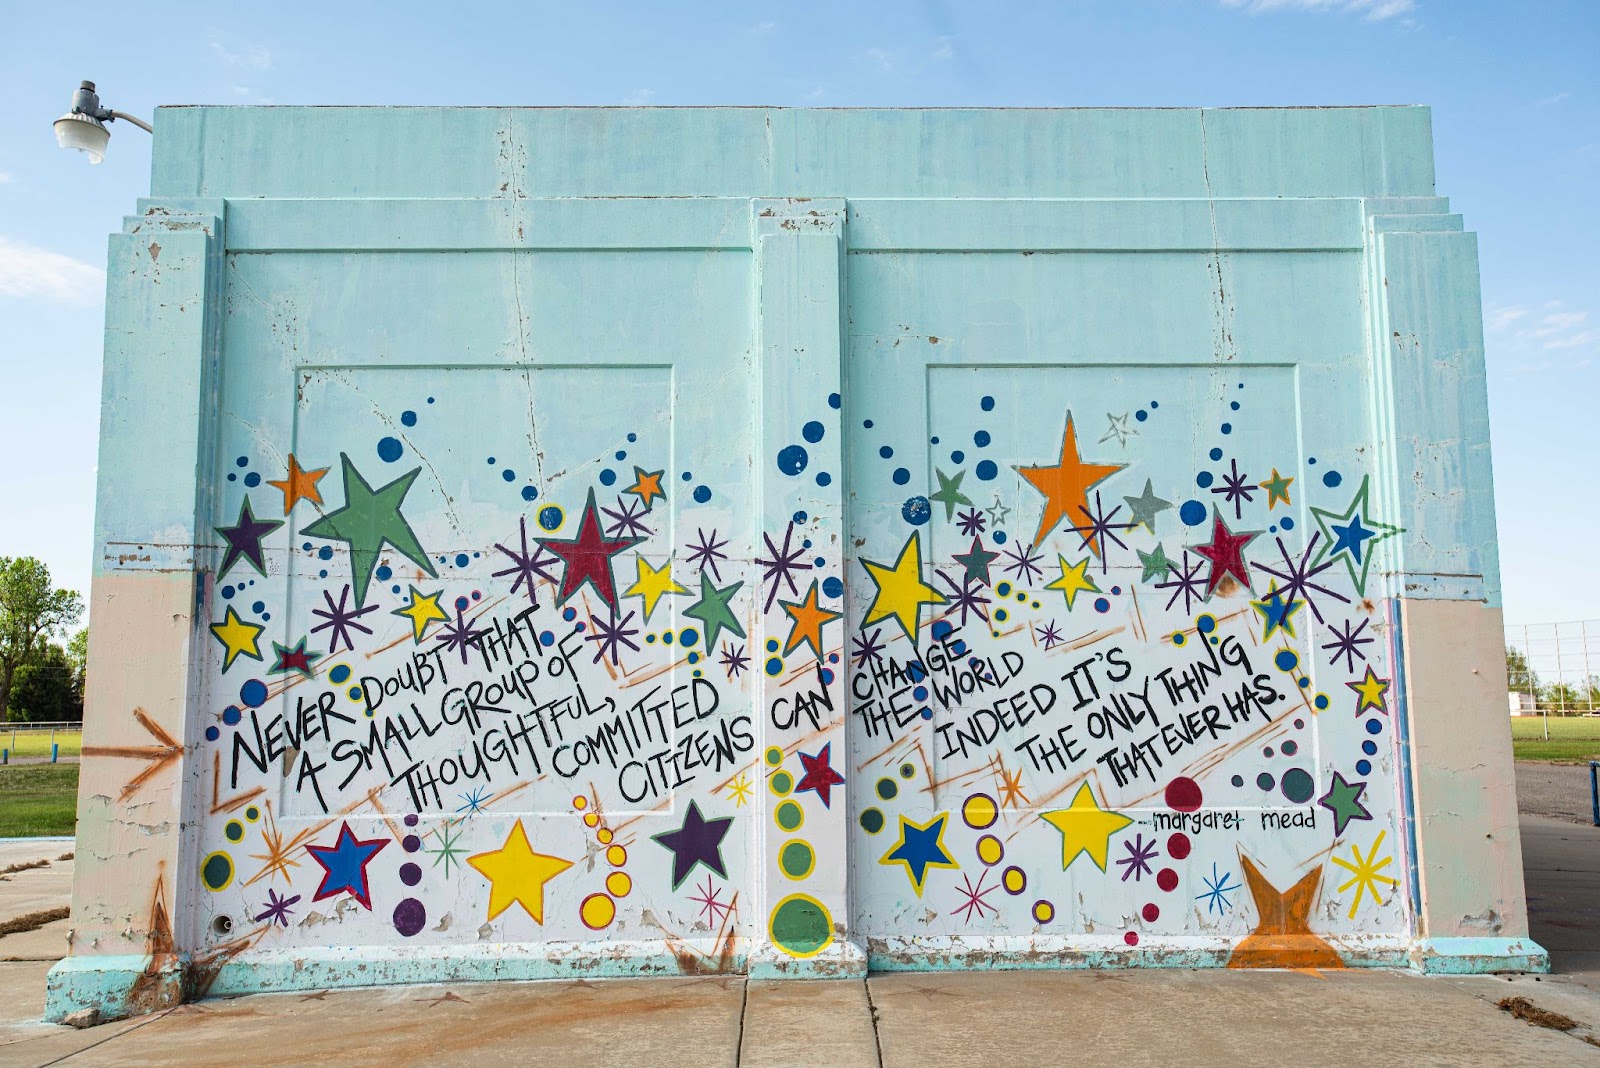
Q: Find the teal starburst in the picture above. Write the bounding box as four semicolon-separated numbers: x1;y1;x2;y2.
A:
427;819;468;877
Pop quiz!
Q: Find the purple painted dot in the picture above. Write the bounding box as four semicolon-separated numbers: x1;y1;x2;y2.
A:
393;898;426;937
403;834;421;853
400;862;422;886
404;813;419;827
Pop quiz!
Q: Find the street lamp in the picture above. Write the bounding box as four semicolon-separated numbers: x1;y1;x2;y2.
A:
53;81;151;165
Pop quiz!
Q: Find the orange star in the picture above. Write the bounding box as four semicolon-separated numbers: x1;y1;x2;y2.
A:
266;455;329;515
624;467;667;508
1227;852;1344;970
1015;413;1126;551
779;579;842;661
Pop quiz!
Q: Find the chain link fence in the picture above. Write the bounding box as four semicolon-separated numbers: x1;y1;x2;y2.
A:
1505;621;1600;714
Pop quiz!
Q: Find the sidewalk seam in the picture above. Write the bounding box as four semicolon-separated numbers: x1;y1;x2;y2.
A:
37;1007;175;1068
864;978;885;1068
734;976;749;1067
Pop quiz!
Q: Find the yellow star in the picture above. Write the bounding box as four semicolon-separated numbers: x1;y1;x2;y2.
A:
1258;468;1294;510
780;579;842;660
624;554;689;623
1347;665;1390;715
265;454;329;515
1040;783;1133;871
1044;555;1100;610
624;466;667;508
468;819;574;923
391;585;449;643
861;531;948;646
210;606;264;670
1015;413;1126;550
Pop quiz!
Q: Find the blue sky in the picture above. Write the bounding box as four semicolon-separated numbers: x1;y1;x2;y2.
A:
0;0;1594;626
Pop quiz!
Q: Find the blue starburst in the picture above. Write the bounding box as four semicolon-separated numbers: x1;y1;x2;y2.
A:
457;785;490;815
1197;862;1240;915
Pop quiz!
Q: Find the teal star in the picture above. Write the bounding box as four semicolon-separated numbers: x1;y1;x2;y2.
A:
952;535;1001;585
1137;543;1175;583
1317;770;1373;836
1250;583;1303;641
302;454;437;608
1309;475;1402;596
683;572;746;652
930;468;973;521
1123;479;1172;535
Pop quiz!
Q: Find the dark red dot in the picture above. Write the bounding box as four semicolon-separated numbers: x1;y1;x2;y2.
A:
1124;931;1139;946
1157;868;1179;892
1142;903;1160;922
1167;833;1192;860
1164;776;1203;813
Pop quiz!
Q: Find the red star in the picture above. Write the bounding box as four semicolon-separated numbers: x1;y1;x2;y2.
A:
537;489;643;610
1191;508;1262;596
793;743;845;809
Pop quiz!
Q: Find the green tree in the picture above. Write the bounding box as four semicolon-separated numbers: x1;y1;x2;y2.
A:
0;558;84;723
8;643;82;723
66;627;89;694
1506;645;1539;695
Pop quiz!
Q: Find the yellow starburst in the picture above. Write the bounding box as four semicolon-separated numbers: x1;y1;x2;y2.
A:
726;772;753;808
1330;830;1398;919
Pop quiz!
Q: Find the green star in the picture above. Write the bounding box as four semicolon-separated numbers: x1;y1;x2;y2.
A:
1122;479;1172;534
302;453;437;608
1137;543;1175;583
952;535;1001;585
683;572;746;652
1316;771;1373;836
1309;475;1403;596
930;468;973;521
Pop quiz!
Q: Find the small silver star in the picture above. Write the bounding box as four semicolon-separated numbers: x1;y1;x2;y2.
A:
985;495;1011;527
1099;412;1137;447
1123;479;1173;534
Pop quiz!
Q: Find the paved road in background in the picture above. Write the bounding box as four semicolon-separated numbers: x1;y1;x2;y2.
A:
1517;762;1597;825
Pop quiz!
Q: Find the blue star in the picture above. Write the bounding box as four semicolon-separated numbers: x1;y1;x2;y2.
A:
1329;513;1377;562
880;812;959;896
306;822;389;910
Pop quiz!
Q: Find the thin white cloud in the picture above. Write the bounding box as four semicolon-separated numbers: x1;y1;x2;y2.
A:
622;89;656;106
0;237;104;304
1534;91;1571;108
1487;306;1528;331
805;85;825;100
209;32;272;71
751;20;777;34
1490;300;1600;379
932;36;955;60
1220;0;1416;20
864;47;895;72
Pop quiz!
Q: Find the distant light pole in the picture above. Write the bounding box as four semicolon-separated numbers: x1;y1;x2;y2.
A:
53;80;151;165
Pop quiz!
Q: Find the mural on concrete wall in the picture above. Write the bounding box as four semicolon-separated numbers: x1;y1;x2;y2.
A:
179;351;1407;971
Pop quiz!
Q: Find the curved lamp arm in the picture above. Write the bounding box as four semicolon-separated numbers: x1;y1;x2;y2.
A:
107;110;153;134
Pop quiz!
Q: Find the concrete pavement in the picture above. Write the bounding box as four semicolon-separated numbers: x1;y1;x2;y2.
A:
4;819;1600;1066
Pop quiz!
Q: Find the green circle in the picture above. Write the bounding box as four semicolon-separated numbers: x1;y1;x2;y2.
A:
876;778;898;801
201;852;234;892
224;820;244;842
860;808;885;834
771;771;794;795
776;800;804;832
898;763;915;780
244;806;260;822
780;840;815;879
770;895;832;958
765;746;784;766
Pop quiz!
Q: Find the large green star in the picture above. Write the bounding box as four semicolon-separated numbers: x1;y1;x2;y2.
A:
1122;479;1172;534
952;534;1001;585
302;453;436;607
930;468;973;521
1137;543;1175;583
1309;475;1403;596
1316;770;1373;836
683;572;745;652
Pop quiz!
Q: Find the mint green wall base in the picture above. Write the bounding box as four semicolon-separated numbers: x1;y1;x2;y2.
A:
1415;937;1550;975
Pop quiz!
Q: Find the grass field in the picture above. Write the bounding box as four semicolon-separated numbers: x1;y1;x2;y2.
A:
0;729;83;759
1511;715;1600;763
0;764;79;838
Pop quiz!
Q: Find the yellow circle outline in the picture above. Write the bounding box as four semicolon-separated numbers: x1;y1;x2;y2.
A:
200;850;235;892
768;893;835;960
778;838;817;881
774;800;805;833
976;834;1004;866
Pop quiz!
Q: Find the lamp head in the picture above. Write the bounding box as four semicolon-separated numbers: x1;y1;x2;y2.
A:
54;80;112;164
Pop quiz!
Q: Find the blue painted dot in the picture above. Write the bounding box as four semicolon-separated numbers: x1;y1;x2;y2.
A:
1366;718;1383;735
302;542;311;551
1280;516;1295;530
993;531;1007;544
981;396;995;411
222;585;235;599
1094;597;1110;613
920;707;934;720
1308;456;1317;466
522;486;538;501
318;546;333;561
1257;773;1275;791
540;630;555;648
973;430;990;448
1356;759;1372;776
777;445;809;475
803;421;825;444
1180;500;1207;526
693;486;712;504
240;679;268;707
976;460;997;481
816;472;832;486
391;586;400;595
540;506;562;530
864;420;874;429
1198;616;1217;634
223;706;242;726
820;668;835;685
377;566;392;581
427;397;435;404
455;596;470;612
227;473;237;482
951;450;965;464
813;557;826;568
932;621;953;641
765;657;783;676
1323;471;1343;488
1196;472;1214;488
205;725;220;742
614;450;627;462
599;469;616;486
1362;740;1378;755
1209;447;1223;461
251;600;265;613
401;410;417;426
1274;650;1298;671
318;570;327;578
823;577;844;598
1221;423;1232;435
1135;410;1147;422
563;607;577;621
793;511;809;524
1150;401;1159;409
930;436;940;445
879;445;894;459
377;437;403;462
235;456;248;468
487;457;496;465
244;472;260;487
893;468;910;486
902;496;932;525
502;469;516;482
1314;694;1330;710
455;553;469;567
682;471;693;482
1230;401;1240;411
828;392;841;409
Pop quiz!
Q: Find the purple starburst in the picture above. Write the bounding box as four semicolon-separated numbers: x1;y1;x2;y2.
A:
492;515;559;606
685;527;729;582
689;875;732;926
1209;457;1258;521
756;522;813;612
602;496;653;539
254;888;302;928
310;584;377;655
585;607;640;666
852;627;886;667
720;642;750;679
1251;532;1350;625
1322;616;1374;673
1067;492;1133;572
956;508;987;537
1116;833;1160;883
951;869;1000;924
435;601;486;665
1001;542;1045;585
938;569;991;628
1154;550;1207;614
1036;621;1063;649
